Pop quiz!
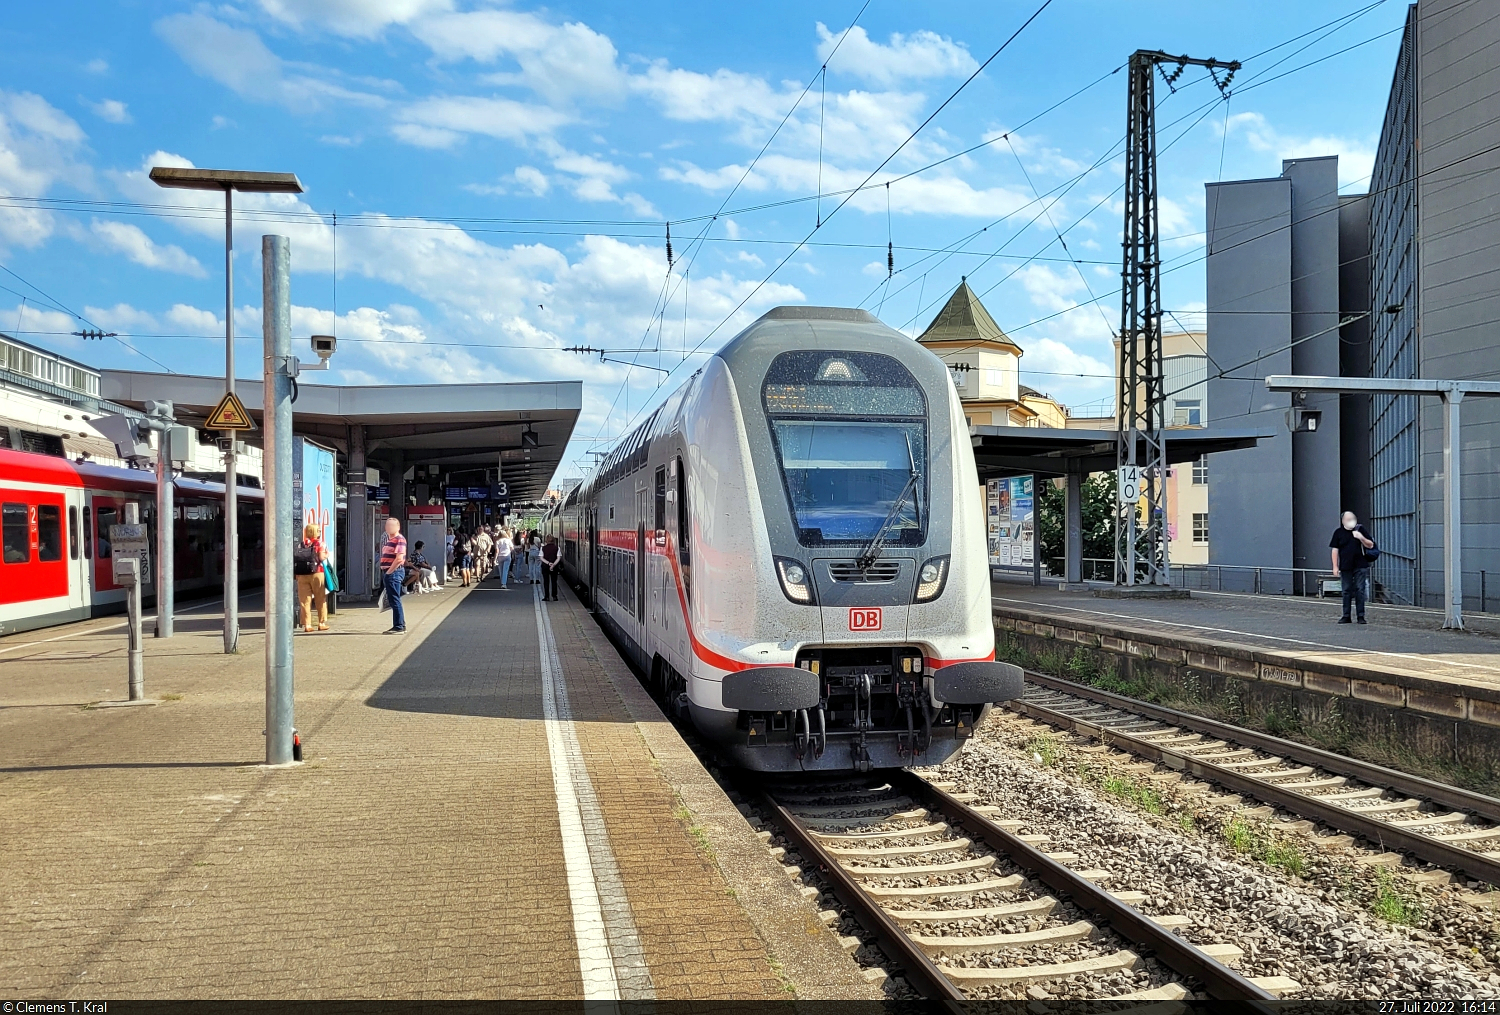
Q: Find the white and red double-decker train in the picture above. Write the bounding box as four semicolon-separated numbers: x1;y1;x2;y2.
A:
544;306;1022;772
0;447;264;636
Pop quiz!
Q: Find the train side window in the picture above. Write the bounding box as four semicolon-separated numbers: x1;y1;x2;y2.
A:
37;505;62;562
97;506;117;559
675;457;689;556
68;506;80;560
82;504;92;559
654;466;666;531
2;503;28;564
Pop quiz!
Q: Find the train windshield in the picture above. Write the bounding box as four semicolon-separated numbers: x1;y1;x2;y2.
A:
763;351;927;546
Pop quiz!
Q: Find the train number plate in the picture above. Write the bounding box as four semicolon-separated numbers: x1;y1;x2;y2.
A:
849;607;882;632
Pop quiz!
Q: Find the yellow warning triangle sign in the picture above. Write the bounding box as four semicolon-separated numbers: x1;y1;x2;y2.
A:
206;391;256;431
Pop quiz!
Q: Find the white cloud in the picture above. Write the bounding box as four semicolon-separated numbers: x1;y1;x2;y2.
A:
392;95;570;147
155;13;385;111
632;63;787;123
6;302;76;341
416;11;626;103
256;0;452;39
1225;111;1376;190
663;154;1029;219
1020;337;1113;395
166;304;222;333
514;165;550;195
0;91;92;249
816;23;976;85
90;220;207;277
85;59;108;75
85;98;131;124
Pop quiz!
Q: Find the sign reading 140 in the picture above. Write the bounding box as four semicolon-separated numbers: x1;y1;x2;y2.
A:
1120;467;1142;502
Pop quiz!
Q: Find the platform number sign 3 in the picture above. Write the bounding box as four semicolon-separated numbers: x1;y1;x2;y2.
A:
849;607;882;632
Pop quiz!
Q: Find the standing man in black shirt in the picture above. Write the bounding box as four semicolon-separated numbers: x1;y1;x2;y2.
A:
1330;511;1376;625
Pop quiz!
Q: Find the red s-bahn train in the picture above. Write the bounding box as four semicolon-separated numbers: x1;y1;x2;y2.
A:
0;446;265;636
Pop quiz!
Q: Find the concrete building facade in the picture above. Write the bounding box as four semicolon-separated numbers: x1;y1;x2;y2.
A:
1206;0;1500;605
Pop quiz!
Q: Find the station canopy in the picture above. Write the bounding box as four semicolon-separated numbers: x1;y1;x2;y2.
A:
101;370;581;503
971;423;1272;479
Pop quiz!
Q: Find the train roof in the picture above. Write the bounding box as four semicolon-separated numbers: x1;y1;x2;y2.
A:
0;446;264;499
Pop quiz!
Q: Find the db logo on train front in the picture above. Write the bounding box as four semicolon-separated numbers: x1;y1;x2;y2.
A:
849;607;882;632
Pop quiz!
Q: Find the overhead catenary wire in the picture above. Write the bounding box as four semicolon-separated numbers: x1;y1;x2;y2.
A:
596;0;1058;448
570;0;877;448
0;262;173;373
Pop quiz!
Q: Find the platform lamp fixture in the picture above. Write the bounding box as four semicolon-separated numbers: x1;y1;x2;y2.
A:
148;166;304;655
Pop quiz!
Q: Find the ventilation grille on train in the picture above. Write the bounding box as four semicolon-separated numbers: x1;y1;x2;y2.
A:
828;560;901;583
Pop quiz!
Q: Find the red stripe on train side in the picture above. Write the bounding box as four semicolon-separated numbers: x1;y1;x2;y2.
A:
582;516;988;675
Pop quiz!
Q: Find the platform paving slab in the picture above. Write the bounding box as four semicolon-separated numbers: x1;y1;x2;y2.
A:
0;575;870;999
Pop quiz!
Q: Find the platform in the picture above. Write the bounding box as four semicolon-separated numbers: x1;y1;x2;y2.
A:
991;582;1500;788
0;578;874;999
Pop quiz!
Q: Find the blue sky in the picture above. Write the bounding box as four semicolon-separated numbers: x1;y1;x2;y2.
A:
0;0;1408;481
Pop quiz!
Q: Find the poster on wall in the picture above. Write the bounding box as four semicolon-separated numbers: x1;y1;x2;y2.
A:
293;437;338;574
987;475;1035;571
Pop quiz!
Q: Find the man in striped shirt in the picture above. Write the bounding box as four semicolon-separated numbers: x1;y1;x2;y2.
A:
380;516;408;634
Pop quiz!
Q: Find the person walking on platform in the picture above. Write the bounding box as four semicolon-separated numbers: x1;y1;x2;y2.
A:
496;526;515;588
474;526;493;578
529;529;543;585
1330;510;1376;625
294;522;330;632
541;533;561;602
380;516;408;634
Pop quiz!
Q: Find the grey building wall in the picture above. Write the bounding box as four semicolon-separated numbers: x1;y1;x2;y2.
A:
1368;5;1421;604
1206;177;1294;573
1338;193;1372;525
1413;0;1500;607
1283;157;1344;572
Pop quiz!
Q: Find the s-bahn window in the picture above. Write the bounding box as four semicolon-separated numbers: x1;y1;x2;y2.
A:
68;506;80;560
762;351;928;547
654;466;666;531
96;506;116;559
81;503;92;559
675;456;689;556
37;504;61;562
2;503;28;564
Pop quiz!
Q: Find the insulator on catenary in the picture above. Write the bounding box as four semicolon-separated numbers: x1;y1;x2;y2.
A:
665;223;674;267
887;241;894;277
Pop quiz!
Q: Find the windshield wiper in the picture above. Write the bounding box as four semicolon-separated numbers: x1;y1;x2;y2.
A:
857;470;920;571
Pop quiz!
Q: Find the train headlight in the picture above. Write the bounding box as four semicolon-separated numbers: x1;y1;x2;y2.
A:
913;555;949;603
775;557;815;604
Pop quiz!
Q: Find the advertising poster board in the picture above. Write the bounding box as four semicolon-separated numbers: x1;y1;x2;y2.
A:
293;437;338;586
987;475;1036;575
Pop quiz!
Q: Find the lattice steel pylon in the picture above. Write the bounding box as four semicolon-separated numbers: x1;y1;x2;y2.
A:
1116;49;1238;586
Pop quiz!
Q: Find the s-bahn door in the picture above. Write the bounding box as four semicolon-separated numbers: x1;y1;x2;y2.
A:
635;486;648;658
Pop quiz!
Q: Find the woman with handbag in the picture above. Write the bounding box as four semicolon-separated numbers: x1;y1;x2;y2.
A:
295;522;331;632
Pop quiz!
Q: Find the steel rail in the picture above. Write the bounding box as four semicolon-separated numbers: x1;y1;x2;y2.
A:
892;771;1278;1004
754;788;966;1002
1022;669;1500;823
1015;671;1500;886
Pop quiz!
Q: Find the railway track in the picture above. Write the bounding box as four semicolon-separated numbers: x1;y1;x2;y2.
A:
742;770;1287;1001
1011;669;1500;889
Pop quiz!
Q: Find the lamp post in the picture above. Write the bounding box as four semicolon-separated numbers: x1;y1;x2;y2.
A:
149;167;304;654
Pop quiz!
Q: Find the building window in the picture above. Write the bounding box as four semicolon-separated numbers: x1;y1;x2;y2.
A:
1172;399;1202;426
984;368;1007;387
1192;455;1208;485
1192;512;1209;544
